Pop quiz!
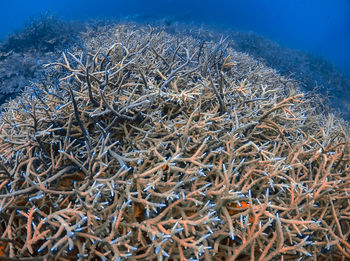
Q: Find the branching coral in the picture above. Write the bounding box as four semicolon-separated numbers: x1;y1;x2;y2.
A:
0;24;349;260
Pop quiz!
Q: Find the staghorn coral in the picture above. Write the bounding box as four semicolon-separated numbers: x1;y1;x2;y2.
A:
157;21;350;122
0;24;349;260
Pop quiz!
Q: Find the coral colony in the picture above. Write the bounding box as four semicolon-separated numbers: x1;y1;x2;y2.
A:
0;24;349;260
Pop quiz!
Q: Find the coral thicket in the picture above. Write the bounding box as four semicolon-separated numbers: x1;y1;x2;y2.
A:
0;24;349;260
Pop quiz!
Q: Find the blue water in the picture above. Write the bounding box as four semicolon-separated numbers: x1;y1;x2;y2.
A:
1;0;349;76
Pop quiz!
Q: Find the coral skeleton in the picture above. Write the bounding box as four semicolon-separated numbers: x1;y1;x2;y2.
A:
0;24;349;260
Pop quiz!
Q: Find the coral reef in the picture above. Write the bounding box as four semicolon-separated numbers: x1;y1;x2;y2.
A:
0;24;350;260
0;14;83;107
1;14;81;53
228;31;350;121
2;17;350;122
160;22;350;121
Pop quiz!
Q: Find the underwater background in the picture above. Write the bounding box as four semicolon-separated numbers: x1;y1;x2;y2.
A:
1;0;350;120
